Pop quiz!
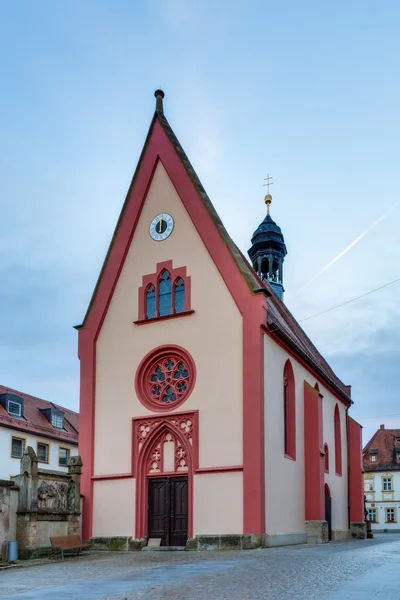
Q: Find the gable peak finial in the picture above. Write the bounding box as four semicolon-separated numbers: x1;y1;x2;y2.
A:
154;89;165;113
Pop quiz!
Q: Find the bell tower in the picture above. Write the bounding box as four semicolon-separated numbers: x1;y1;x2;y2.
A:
248;183;287;300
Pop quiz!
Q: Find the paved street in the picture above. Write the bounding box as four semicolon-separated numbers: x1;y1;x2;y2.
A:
1;534;400;600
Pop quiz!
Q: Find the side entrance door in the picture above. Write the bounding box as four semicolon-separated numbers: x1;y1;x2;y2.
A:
148;476;188;546
325;485;332;541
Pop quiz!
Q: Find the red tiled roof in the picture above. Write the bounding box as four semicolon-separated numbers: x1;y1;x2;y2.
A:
363;425;400;471
0;384;79;445
237;249;351;402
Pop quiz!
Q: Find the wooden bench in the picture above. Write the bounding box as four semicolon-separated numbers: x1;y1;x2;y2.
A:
50;535;91;561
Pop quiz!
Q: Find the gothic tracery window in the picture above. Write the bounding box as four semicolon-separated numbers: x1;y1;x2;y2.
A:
136;346;196;411
174;278;185;313
145;284;156;319
283;359;296;460
138;261;191;322
159;270;172;316
334;404;342;476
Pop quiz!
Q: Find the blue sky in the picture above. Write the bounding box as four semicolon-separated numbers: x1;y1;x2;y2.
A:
1;0;399;443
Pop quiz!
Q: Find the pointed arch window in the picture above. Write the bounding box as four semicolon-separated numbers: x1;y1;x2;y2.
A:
324;443;329;473
283;360;296;460
145;284;156;319
334;404;342;476
174;278;185;313
159;270;172;316
137;260;192;323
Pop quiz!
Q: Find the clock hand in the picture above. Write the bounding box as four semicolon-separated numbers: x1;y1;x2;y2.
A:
158;215;163;233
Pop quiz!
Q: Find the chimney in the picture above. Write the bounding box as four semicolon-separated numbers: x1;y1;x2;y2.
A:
380;424;385;430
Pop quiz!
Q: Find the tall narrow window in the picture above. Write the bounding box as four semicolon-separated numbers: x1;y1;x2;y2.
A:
334;404;342;476
145;284;156;319
174;278;185;313
158;271;172;316
324;443;329;473
283;360;296;460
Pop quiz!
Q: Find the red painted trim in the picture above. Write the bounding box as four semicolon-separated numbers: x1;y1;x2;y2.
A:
78;117;266;539
347;416;364;522
264;326;350;407
334;404;342;476
283;359;296;460
133;310;194;325
134;412;198;540
91;473;132;481
195;465;243;474
304;381;324;520
135;344;196;413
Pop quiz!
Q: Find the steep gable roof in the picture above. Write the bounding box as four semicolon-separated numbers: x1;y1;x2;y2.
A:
363;425;400;471
77;90;351;404
0;384;79;445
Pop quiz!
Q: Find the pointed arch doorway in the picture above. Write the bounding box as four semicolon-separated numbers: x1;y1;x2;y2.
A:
325;483;332;541
133;412;198;546
148;476;188;546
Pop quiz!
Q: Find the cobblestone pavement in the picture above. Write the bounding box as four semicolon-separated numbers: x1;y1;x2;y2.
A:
1;534;400;600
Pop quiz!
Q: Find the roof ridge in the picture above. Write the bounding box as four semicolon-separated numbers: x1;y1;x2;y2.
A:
0;384;76;415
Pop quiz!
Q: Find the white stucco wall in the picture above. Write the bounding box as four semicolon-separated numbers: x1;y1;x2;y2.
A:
365;470;400;531
92;162;243;537
264;335;349;536
93;479;136;537
193;472;243;534
0;426;78;480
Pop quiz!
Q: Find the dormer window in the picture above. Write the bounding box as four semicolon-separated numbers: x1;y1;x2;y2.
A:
0;393;24;419
51;413;64;429
40;407;65;430
369;449;378;462
8;399;22;417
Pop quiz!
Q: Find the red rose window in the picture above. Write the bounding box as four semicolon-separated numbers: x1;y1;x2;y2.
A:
136;346;195;411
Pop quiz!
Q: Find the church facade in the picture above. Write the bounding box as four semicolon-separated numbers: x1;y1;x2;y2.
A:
76;90;365;549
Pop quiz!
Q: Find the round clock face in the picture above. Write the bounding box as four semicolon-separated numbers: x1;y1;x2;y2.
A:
149;213;174;241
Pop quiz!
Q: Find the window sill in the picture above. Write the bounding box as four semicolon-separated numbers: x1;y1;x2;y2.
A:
284;453;296;462
134;310;195;325
335;472;342;477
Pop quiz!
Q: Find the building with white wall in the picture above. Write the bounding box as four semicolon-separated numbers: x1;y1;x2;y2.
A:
76;90;365;549
364;424;400;532
0;384;78;480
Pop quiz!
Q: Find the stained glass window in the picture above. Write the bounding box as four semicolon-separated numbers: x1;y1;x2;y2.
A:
146;284;156;319
174;278;185;313
159;271;171;316
140;351;194;409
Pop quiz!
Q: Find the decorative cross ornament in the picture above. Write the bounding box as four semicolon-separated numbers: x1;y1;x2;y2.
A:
263;174;274;194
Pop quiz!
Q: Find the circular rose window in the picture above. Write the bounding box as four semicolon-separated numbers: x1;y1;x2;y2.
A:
135;345;196;411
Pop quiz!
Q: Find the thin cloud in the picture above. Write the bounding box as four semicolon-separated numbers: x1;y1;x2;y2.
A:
291;202;400;297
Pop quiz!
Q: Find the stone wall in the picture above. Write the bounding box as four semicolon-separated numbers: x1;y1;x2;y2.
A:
0;447;83;561
0;480;19;561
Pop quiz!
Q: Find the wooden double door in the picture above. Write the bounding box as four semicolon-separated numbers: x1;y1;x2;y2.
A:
148;476;188;547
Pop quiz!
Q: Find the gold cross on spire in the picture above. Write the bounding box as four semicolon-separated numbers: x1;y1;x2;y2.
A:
263;174;273;215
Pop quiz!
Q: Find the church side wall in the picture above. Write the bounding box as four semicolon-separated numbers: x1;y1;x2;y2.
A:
264;335;349;544
92;162;243;538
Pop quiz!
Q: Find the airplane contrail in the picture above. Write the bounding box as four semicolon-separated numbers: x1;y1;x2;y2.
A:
291;202;400;298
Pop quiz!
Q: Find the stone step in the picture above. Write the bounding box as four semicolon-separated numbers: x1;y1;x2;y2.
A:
142;546;186;552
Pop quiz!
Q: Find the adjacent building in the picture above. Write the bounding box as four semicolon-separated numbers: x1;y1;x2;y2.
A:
76;90;365;549
0;384;79;479
364;424;400;532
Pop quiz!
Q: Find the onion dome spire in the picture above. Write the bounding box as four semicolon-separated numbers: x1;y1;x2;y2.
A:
248;177;287;300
